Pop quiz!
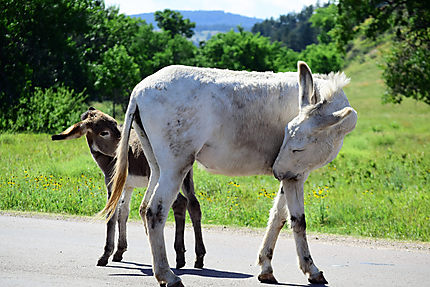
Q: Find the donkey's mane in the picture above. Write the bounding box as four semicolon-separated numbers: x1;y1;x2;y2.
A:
314;72;350;101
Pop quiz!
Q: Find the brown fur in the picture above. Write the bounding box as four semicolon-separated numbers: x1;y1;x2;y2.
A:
52;107;206;268
100;110;132;220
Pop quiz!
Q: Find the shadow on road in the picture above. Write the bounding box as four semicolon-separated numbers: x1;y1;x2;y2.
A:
106;260;253;279
106;261;327;287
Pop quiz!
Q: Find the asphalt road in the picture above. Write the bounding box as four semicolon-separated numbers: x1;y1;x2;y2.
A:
0;213;428;287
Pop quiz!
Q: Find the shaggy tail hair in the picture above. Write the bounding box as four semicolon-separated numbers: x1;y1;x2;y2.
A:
100;97;137;220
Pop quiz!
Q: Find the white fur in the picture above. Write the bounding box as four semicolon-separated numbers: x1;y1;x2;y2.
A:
120;63;357;285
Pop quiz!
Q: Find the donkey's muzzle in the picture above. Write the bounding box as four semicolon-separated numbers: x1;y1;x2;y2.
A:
51;134;67;141
274;171;299;181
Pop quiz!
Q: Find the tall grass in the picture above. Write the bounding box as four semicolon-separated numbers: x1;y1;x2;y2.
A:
1;52;429;242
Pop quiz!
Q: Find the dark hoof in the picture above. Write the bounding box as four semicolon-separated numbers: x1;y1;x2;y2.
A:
194;256;204;269
112;253;123;262
96;257;108;266
167;280;184;287
308;271;328;285
176;253;186;269
176;260;186;269
258;273;278;284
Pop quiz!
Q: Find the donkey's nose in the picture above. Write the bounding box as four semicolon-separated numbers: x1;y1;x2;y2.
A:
274;170;284;181
51;134;66;141
274;171;298;181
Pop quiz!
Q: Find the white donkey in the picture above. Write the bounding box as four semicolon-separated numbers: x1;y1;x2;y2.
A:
102;61;357;286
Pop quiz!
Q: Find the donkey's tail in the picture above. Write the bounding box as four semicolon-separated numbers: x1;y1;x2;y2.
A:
100;96;137;220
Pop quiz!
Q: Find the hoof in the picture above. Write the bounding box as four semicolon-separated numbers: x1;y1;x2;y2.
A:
176;260;186;270
258;273;278;284
308;271;328;284
96;257;108;266
194;256;204;269
112;253;123;262
176;253;186;269
167;280;184;287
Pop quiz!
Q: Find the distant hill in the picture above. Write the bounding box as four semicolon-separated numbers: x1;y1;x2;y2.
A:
130;10;263;44
130;10;263;32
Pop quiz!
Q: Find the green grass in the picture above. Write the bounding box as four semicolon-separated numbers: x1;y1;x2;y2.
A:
1;48;429;242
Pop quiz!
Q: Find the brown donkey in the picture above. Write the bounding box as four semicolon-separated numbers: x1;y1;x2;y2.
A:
51;107;206;268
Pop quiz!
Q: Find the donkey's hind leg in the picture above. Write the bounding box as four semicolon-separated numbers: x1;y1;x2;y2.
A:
146;168;190;286
113;186;133;262
182;169;206;269
171;193;188;269
132;114;159;233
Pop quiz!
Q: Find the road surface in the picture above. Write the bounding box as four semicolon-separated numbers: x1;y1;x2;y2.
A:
0;213;428;286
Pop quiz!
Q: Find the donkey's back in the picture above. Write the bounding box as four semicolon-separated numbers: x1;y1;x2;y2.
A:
136;66;303;175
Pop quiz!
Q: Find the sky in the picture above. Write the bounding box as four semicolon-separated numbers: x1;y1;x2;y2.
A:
103;0;321;20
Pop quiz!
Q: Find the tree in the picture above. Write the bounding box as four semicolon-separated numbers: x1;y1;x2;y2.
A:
335;0;430;104
251;5;319;51
154;9;196;38
93;45;140;118
0;0;92;114
81;4;144;98
309;3;338;44
299;43;343;74
198;29;292;72
0;1;200;131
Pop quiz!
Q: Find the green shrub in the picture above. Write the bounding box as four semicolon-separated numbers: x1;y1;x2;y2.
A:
14;85;87;133
299;42;344;74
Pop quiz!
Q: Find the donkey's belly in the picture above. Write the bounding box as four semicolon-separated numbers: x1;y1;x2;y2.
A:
195;144;275;176
125;174;148;189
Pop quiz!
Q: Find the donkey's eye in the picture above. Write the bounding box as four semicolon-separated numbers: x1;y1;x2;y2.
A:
100;131;110;137
292;149;305;153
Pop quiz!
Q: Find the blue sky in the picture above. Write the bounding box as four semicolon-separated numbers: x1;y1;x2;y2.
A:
104;0;321;19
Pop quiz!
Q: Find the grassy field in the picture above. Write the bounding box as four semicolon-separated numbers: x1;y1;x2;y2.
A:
1;51;429;242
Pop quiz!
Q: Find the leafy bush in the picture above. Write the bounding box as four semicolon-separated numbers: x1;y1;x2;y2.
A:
14;86;87;133
198;29;288;72
299;42;344;74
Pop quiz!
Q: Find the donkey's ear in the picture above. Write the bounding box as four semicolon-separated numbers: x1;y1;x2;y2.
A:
315;107;356;131
51;122;87;141
298;61;317;108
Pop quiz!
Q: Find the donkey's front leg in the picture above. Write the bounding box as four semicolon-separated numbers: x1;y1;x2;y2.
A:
113;187;133;262
257;184;287;283
284;179;328;284
97;180;119;266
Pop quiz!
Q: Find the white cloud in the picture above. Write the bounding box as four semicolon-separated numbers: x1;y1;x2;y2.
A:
104;0;322;19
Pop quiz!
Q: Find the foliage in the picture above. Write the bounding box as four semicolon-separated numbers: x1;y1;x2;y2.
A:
309;3;338;44
92;44;140;117
14;86;87;133
154;9;196;38
251;5;319;51
299;43;344;74
152;34;198;68
335;0;430;104
0;1;199;132
198;29;292;72
0;0;92;113
381;30;430;105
